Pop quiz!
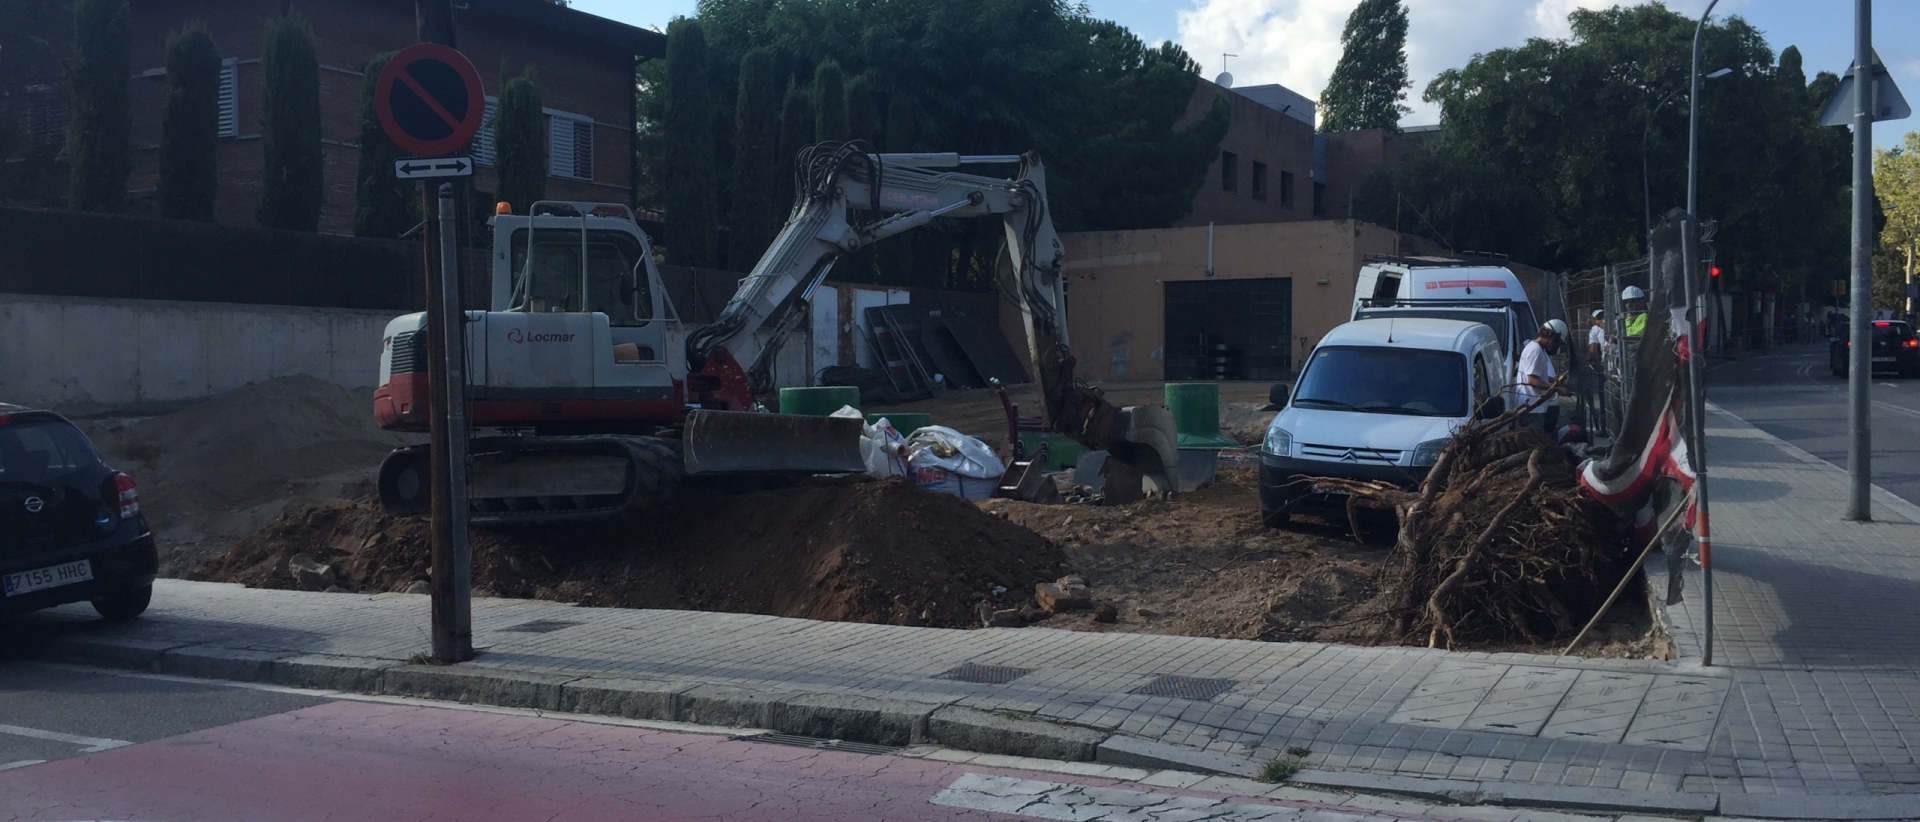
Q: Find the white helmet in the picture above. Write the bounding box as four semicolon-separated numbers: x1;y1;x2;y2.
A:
1622;285;1647;300
1591;309;1605;319
1543;319;1569;339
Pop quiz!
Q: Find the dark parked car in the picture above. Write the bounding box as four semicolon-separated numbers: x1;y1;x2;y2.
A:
1831;320;1920;377
0;405;156;620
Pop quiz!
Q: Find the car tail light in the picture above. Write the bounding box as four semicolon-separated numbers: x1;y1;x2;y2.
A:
1907;339;1919;349
114;473;140;518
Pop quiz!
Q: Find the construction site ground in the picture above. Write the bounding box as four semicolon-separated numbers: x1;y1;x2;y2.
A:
88;376;1655;658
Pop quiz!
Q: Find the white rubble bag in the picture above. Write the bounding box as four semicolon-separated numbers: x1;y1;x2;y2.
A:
903;425;1005;499
831;405;907;478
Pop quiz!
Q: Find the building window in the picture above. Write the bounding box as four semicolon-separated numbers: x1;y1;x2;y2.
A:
549;113;594;180
1313;182;1327;218
1251;162;1268;202
1220;151;1237;192
472;96;499;165
13;84;68;148
218;58;239;138
1280;170;1295;207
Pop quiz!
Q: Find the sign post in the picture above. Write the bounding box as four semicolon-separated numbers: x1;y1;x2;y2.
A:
375;35;485;664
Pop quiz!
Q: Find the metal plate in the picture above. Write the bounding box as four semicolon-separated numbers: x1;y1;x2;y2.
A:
1130;675;1237;701
936;663;1033;685
497;619;583;634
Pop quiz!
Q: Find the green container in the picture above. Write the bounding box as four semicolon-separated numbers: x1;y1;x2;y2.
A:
1164;382;1240;449
778;386;860;416
866;412;931;434
1019;431;1086;472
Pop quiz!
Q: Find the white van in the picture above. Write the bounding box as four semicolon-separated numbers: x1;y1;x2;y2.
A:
1351;257;1537;408
1258;318;1505;526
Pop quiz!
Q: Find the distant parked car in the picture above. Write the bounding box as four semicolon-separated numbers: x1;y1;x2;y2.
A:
0;406;156;620
1830;320;1920;378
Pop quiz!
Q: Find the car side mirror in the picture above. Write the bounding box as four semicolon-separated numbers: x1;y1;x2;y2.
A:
1476;396;1505;420
1269;382;1290;407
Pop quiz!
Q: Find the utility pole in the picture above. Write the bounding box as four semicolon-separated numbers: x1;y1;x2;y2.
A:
1684;0;1719;666
417;0;472;662
1847;0;1874;521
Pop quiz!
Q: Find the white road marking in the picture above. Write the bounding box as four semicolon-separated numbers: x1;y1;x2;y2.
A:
0;759;47;771
0;723;130;753
1874;400;1920;420
931;773;1447;822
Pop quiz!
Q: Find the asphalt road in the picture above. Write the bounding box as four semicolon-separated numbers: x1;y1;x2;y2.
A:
1709;343;1920;509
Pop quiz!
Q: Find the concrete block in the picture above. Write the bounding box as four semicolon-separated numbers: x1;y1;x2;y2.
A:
1480;780;1717;814
559;677;689;721
675;684;783;729
1097;735;1262;778
160;645;291;682
928;705;1107;762
1718;792;1920;820
268;654;401;693
771;693;939;747
1035;583;1091;613
1288;769;1481;802
381;665;576;710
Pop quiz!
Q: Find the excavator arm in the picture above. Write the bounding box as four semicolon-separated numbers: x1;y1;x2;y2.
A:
688;143;1178;487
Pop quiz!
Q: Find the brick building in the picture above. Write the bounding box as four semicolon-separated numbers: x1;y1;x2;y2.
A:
1319;125;1440;221
1174;79;1325;227
123;0;663;234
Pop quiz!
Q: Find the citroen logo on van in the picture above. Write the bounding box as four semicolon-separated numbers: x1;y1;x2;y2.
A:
23;496;44;513
1338;450;1359;463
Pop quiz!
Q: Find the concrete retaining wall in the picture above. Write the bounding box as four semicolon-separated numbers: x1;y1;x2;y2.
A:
0;293;394;416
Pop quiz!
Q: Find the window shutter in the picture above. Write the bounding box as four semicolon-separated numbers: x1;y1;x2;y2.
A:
473;96;498;165
570;118;593;180
218;58;239;138
547;114;594;180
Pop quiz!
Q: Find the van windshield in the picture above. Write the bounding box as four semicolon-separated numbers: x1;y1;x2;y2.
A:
1291;346;1468;417
1355;308;1508;354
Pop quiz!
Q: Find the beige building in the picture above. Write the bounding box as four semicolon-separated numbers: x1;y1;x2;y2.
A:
1054;220;1403;384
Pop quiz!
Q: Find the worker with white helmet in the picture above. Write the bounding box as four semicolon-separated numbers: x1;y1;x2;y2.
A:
1622;286;1648;338
1515;319;1572;431
1587;309;1607;364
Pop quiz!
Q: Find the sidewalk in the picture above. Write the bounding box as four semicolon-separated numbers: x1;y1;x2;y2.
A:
7;405;1920;819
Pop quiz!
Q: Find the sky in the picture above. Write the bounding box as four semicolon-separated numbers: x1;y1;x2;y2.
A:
571;0;1920;148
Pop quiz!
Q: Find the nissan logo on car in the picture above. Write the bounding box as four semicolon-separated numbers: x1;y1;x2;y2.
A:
505;328;577;344
23;496;43;513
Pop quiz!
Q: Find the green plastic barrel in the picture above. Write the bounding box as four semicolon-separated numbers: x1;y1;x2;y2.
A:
1164;382;1240;449
866;412;931;434
778;386;860;416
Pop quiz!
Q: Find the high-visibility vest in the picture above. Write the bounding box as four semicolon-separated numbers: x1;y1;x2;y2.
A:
1625;313;1646;338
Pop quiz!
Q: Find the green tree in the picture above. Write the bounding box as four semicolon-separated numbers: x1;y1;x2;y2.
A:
65;0;132;213
777;77;813;169
812;59;847;143
256;10;323;231
0;0;72;208
845;73;877;145
1318;0;1410;133
493;67;547;216
664;17;718;267
157;22;220;221
728;48;784;269
1874;133;1920;311
351;52;417;238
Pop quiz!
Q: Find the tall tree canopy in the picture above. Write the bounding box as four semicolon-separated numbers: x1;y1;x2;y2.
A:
1354;4;1848;297
728;48;785;267
663;17;719;267
157;22;220;221
256;10;323;231
1873;132;1920;310
1318;0;1410;133
66;0;132;213
652;0;1229;287
493;67;548;216
352;52;417;238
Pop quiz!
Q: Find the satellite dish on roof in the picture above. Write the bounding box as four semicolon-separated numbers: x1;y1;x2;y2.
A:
1215;71;1233;89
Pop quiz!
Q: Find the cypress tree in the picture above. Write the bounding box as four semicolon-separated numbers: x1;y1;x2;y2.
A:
256;10;323;231
157;21;220;221
875;92;917;283
777;77;813;171
66;0;132;213
351;52;417;238
845;73;876;146
728;48;783;270
812;59;847;144
663;18;717;268
493;67;547;216
1318;0;1411;133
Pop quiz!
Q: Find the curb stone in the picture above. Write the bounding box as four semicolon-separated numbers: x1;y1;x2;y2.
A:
1290;769;1483;803
1293;769;1719;816
1717;792;1920;820
160;644;292;682
380;664;579;711
1096;735;1262;779
927;705;1106;762
268;654;403;693
675;683;785;729
29;634;188;671
558;676;690;722
769;692;941;747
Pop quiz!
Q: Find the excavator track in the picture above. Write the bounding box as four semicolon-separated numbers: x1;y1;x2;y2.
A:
378;435;683;525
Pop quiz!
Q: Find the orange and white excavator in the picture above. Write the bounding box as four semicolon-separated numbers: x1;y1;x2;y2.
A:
373;143;1178;523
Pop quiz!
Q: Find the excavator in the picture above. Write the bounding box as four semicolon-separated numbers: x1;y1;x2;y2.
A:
372;143;1179;523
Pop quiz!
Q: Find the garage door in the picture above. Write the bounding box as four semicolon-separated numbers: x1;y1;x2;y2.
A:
1164;278;1293;381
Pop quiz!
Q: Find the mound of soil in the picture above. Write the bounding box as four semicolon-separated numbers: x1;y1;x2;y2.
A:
78;376;421;576
192;476;1068;629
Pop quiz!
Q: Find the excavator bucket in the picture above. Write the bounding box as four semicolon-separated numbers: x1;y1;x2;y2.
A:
1104;404;1182;491
682;410;868;475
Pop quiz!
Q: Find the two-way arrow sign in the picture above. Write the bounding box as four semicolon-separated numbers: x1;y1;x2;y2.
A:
394;156;474;179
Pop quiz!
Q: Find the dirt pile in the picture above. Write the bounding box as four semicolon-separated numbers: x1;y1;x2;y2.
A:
193;476;1068;629
77;376;422;576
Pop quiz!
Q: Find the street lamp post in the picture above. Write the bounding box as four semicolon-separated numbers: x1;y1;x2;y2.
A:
1684;0;1720;666
1644;70;1730;232
1846;0;1874;522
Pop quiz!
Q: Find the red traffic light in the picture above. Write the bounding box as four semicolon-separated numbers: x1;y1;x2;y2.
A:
1709;264;1721;278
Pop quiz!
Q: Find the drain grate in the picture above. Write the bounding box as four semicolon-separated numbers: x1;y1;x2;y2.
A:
1130;675;1237;701
497;619;583;634
935;663;1033;685
742;733;902;756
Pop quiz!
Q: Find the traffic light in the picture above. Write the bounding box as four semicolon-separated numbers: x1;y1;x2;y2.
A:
1709;263;1721;280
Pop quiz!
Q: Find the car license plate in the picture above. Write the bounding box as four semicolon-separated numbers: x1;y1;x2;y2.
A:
1874;356;1896;363
3;560;93;597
